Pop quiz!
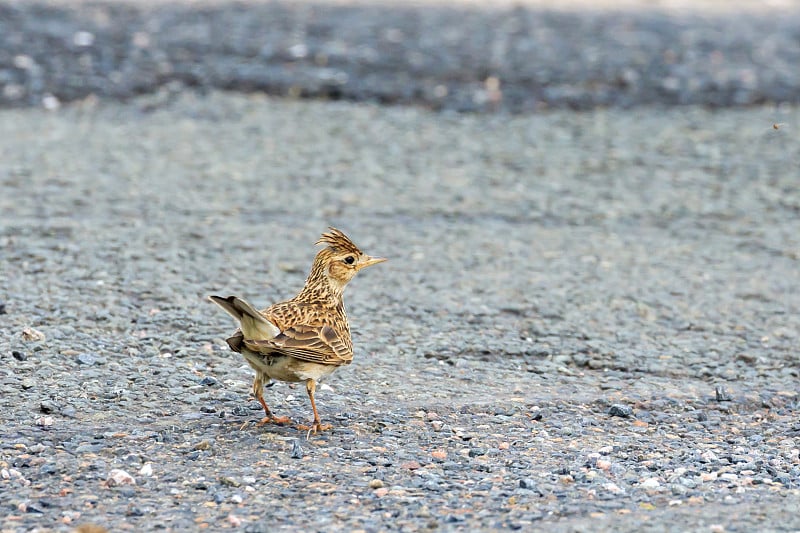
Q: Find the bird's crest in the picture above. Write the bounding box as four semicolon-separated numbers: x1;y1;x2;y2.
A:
316;227;362;255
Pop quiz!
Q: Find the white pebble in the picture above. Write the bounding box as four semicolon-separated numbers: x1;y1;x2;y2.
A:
36;416;54;427
22;327;46;342
288;43;308;59
42;94;61;111
73;31;95;47
13;55;35;70
107;469;136;486
231;494;243;504
641;478;661;489
139;464;153;477
132;31;150;48
701;450;718;462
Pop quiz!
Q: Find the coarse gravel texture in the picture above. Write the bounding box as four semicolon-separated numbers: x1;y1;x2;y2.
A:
1;0;800;112
1;92;799;531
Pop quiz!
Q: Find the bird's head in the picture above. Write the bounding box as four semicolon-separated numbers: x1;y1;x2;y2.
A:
313;228;386;290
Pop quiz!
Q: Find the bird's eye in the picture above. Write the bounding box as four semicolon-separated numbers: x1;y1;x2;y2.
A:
344;256;355;265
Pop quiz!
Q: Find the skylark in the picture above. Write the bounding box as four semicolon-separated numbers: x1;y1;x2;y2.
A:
210;228;386;433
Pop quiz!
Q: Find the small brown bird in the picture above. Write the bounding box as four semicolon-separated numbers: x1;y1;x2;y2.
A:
210;228;386;433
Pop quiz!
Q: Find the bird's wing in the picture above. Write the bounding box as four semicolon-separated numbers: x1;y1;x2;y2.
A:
244;323;353;366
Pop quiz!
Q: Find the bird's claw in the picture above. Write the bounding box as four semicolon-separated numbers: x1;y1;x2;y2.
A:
296;422;332;438
255;415;292;427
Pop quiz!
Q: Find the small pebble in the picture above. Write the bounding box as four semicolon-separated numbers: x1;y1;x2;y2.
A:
641;478;661;489
715;385;732;402
76;353;97;366
220;476;241;487
21;327;45;342
608;404;633;418
29;443;45;454
431;450;447;460
40;400;58;414
12;350;26;361
701;450;719;463
291;439;304;459
106;469;136;486
369;479;384;489
139;464;153;477
596;459;612;471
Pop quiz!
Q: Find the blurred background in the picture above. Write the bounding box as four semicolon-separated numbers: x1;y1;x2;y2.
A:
2;0;800;112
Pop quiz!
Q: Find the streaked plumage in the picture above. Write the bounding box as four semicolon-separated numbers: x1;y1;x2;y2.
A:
210;228;385;433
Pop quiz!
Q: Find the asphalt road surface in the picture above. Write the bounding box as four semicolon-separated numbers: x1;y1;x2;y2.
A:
2;92;799;531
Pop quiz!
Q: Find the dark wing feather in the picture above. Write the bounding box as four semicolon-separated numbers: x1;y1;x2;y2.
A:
241;301;353;366
244;324;352;366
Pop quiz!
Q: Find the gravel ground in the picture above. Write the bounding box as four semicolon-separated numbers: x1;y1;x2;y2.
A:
1;92;799;531
2;0;800;111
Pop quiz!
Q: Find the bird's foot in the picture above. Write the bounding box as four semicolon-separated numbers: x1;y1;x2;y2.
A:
296;422;332;435
256;415;292;427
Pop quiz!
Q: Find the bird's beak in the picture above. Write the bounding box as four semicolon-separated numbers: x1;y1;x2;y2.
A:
358;256;387;270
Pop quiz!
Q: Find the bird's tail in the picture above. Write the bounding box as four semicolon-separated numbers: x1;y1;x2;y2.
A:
208;295;280;340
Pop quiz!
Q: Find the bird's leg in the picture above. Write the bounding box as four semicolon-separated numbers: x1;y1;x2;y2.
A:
296;379;332;434
250;375;290;427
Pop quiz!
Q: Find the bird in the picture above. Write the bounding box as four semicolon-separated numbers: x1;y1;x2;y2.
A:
209;228;386;433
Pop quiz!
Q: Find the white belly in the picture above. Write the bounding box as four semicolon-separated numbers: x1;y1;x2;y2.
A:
241;349;338;383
